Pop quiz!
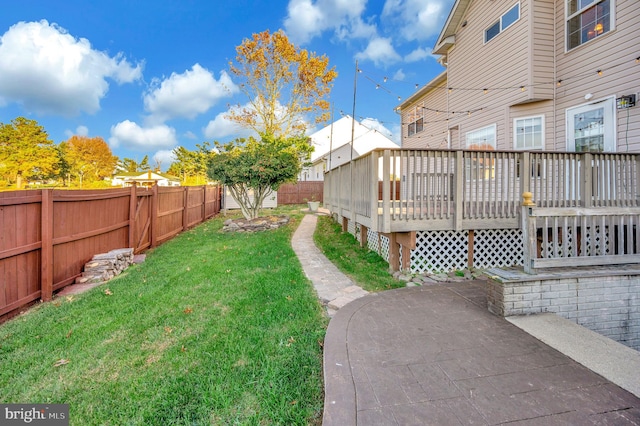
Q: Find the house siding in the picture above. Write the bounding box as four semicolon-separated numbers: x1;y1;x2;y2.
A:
446;0;533;150
400;0;640;155
530;0;555;101
402;77;449;149
554;0;640;152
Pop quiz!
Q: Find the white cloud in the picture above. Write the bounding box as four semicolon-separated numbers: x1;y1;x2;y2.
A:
405;47;434;62
109;120;177;151
284;0;372;44
183;131;197;140
393;69;406;81
203;110;254;140
64;125;89;138
143;64;238;124
0;20;142;116
152;150;176;171
355;37;401;67
382;0;451;42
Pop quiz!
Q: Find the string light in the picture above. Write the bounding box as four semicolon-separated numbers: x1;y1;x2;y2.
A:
357;56;638;100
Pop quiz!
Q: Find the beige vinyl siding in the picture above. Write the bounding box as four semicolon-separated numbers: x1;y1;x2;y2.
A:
446;0;532;150
402;78;449;149
530;0;555;100
553;0;640;151
509;100;555;150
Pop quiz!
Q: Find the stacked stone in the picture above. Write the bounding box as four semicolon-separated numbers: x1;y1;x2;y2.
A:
76;248;135;284
222;215;290;233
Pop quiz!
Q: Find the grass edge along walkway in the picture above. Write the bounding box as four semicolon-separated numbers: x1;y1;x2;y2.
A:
0;208;327;425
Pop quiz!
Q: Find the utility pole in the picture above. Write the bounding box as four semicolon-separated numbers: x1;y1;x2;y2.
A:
350;60;358;161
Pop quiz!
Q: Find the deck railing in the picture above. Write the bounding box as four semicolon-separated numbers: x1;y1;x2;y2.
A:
522;204;640;273
324;149;640;233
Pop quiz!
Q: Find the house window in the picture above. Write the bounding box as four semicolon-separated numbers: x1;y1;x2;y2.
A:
466;124;496;150
566;97;615;152
514;116;544;150
407;117;424;137
485;3;520;43
466;124;496;179
567;0;611;50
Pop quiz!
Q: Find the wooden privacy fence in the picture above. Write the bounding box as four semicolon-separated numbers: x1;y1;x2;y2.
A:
277;181;324;204
0;185;222;318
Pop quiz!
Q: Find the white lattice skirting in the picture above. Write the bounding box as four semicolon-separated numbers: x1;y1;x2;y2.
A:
337;215;524;273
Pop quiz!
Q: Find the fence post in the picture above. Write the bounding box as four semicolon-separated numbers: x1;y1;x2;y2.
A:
183;186;189;231
202;185;207;220
129;184;137;250
151;184;159;248
40;189;53;301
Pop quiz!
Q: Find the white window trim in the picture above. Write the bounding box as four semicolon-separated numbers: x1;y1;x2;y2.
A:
566;96;616;152
465;124;497;149
513;115;545;151
565;0;615;52
484;2;520;44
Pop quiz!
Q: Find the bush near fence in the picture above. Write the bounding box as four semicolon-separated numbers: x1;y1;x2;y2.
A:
0;185;222;320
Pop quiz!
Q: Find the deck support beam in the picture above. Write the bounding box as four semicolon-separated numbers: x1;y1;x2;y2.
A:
382;231;416;272
360;225;368;248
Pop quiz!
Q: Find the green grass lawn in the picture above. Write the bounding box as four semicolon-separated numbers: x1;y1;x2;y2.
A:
313;215;404;293
0;207;327;425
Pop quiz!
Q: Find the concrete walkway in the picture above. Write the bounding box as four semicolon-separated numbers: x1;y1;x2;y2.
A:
291;212;368;317
292;211;640;425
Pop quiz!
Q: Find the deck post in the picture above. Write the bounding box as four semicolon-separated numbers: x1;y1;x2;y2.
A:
360;225;368;248
521;152;531;195
382;150;391;233
370;151;379;232
386;232;399;271
522;192;537;274
582;153;593;207
454;150;464;230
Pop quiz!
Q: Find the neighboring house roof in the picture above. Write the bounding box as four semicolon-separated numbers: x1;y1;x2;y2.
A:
113;171;179;181
397;71;447;112
307;115;398;164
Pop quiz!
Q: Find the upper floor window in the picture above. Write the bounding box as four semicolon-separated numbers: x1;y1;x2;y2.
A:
514;116;544;150
408;117;424;137
567;0;612;50
485;3;520;43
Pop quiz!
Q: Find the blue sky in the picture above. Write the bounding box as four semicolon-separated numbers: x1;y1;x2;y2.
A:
0;0;453;169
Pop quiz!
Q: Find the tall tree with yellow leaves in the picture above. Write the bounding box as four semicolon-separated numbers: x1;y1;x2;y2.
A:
227;29;337;137
61;136;117;187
